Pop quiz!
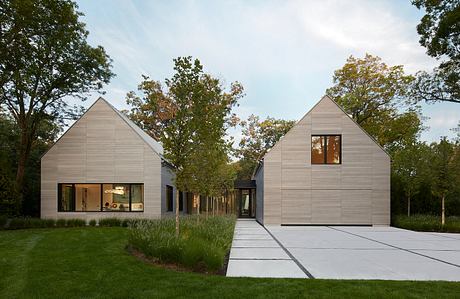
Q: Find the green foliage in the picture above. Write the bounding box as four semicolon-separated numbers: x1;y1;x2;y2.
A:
98;218;122;227
236;115;295;179
88;219;97;226
0;0;114;213
0;215;7;229
66;219;86;227
393;214;460;233
128;215;236;272
56;219;66;227
326;54;422;149
6;217;56;229
412;0;460;103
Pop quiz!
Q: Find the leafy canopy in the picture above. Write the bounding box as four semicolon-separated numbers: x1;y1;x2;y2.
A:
412;0;460;103
326;54;423;150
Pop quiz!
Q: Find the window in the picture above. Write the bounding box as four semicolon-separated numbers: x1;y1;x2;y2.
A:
58;183;144;212
311;135;341;164
166;185;173;212
179;191;184;211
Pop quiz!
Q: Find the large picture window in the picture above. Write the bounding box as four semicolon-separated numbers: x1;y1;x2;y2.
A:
58;183;144;212
311;135;341;164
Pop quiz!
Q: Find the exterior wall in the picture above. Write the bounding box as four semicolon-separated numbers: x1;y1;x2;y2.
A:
254;165;264;224
262;96;390;225
41;99;162;221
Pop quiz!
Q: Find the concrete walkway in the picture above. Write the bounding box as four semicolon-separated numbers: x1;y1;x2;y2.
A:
267;225;460;281
226;219;308;278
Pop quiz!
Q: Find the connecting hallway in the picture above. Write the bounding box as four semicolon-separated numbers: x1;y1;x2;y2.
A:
227;219;460;281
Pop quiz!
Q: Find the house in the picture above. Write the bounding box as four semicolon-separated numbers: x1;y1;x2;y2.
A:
253;95;390;225
41;97;183;220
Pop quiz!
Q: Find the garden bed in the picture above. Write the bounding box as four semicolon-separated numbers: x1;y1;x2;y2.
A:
127;215;236;274
392;214;460;233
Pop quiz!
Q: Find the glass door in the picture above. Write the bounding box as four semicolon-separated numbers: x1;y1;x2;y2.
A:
239;189;251;218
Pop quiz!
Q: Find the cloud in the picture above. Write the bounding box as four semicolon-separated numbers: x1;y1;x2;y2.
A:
75;0;454;141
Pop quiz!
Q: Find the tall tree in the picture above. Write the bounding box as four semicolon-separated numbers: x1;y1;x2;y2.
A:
125;75;176;140
0;0;113;211
431;137;455;225
326;54;423;149
412;0;460;103
159;57;242;235
236;115;295;179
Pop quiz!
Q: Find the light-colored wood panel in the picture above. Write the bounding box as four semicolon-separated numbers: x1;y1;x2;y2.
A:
341;189;372;224
312;189;341;224
282;189;311;223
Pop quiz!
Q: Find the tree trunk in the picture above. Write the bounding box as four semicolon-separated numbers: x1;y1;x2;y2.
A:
441;195;445;226
407;192;411;217
175;189;180;237
15;130;32;214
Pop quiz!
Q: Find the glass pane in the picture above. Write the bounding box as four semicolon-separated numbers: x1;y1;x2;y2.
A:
327;136;341;164
166;185;173;212
75;184;101;211
103;184;129;211
59;184;74;211
131;184;144;211
311;136;325;164
241;190;250;216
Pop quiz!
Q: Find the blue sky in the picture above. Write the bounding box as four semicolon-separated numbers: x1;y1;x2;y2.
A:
76;0;459;142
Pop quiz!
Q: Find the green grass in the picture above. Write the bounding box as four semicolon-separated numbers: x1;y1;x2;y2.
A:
1;228;460;298
128;215;235;271
393;214;460;233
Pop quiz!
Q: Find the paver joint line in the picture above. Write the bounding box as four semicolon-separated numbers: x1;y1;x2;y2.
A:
328;226;460;269
263;225;315;279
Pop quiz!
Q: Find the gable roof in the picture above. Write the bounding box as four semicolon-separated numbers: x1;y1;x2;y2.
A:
42;97;170;164
252;95;390;177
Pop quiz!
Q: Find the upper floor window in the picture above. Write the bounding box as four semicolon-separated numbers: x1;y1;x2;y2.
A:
311;135;341;164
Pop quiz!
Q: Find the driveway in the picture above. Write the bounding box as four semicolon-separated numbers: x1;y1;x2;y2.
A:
267;225;460;281
227;219;460;281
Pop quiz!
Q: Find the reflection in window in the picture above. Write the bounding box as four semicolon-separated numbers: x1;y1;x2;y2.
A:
311;136;326;164
75;184;101;211
311;135;341;164
166;185;173;212
58;183;144;212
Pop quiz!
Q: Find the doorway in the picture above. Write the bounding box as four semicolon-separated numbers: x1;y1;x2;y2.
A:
239;189;254;218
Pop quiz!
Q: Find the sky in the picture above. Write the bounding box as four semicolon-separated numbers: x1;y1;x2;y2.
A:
75;0;460;143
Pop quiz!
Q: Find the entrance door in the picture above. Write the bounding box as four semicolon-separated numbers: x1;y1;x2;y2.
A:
239;189;252;218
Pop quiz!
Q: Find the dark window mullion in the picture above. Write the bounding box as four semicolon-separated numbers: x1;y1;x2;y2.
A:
129;184;132;212
324;136;327;164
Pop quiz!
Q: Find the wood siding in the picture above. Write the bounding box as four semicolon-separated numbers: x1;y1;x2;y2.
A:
261;96;390;225
41;99;162;220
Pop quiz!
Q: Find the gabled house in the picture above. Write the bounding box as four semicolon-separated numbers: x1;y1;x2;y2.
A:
253;95;390;225
41;97;182;220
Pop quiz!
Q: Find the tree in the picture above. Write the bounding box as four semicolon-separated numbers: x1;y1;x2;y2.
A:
412;0;460;103
158;57;242;235
125;75;176;140
0;0;114;211
431;137;455;225
326;54;423;149
236;115;295;179
392;142;430;216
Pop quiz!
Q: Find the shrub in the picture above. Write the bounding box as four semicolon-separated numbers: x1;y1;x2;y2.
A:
128;215;236;272
99;218;122;227
43;219;56;228
89;219;97;226
8;218;27;229
393;214;460;233
0;215;8;229
66;219;86;227
56;219;67;227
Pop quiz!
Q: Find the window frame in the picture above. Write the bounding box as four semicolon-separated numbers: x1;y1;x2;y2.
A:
57;183;144;212
311;134;342;165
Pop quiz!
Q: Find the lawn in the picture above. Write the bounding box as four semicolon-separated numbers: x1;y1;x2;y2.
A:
1;228;460;299
393;214;460;233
